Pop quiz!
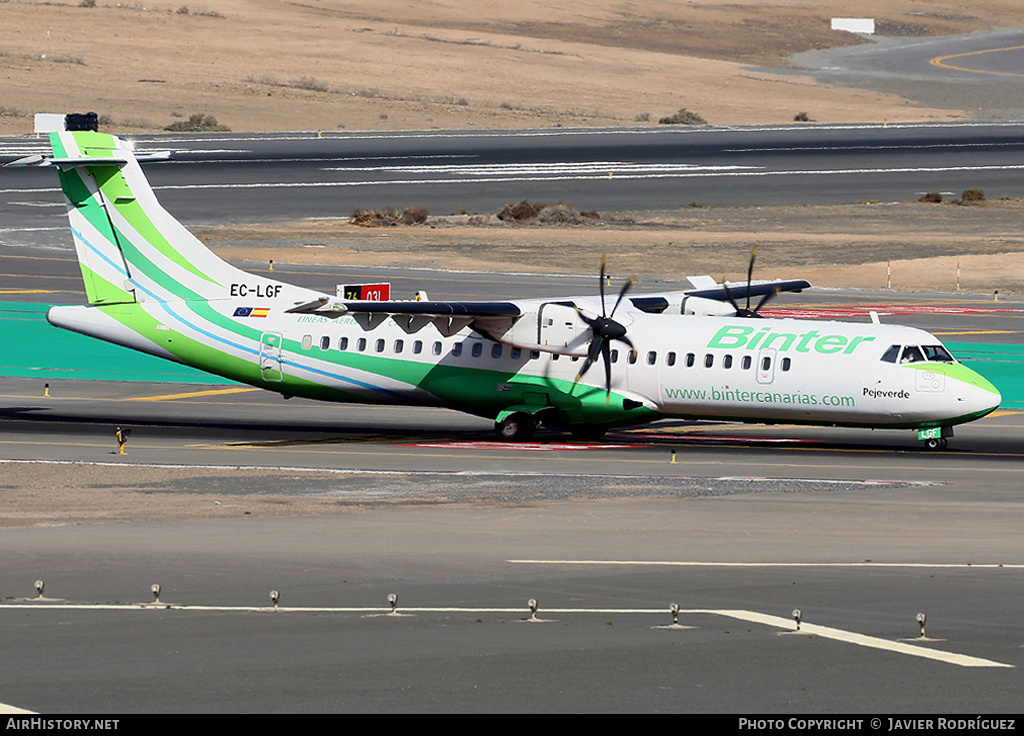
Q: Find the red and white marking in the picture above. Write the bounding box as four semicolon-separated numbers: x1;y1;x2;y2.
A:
761;304;1023;319
404;441;639;451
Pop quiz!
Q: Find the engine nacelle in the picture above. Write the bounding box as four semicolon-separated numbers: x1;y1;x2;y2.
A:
678;295;738;317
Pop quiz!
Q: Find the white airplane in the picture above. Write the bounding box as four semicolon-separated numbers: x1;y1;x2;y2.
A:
20;131;1001;448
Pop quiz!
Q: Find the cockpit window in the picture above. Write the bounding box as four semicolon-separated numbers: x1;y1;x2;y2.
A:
922;345;955;363
880;345;900;363
900;346;925;364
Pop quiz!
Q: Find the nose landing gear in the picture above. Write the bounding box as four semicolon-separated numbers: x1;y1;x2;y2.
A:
919;426;952;451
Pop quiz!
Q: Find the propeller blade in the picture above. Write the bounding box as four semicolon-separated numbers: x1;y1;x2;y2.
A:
602;339;613;404
575;334;606;383
745;245;758;312
574;304;601;328
609;276;635;319
752;285;780;315
720;282;743;314
599;254;608;316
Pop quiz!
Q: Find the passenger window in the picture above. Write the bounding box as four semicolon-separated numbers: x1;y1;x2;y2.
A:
471;343;483;358
339;336;349;351
511;347;522;359
452;343;463;357
741;356;752;370
610;349;619;363
413;340;423;354
320;336;330;351
530;350;540;360
723;354;733;369
394;339;404;353
667;351;676;367
552;354;559;361
761;356;771;371
432;341;442;356
357;337;367;352
491;345;502;359
301;334;313;350
628;350;637;365
781;357;791;371
376;339;385;353
705;354;714;368
647;351;657;365
686;353;695;367
880;345;901;363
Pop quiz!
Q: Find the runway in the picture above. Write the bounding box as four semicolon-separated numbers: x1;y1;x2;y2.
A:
6;122;1024;227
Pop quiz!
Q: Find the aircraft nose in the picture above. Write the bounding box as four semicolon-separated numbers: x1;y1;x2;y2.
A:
967;368;1001;418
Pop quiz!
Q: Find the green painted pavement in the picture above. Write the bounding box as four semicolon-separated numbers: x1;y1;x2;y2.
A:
947;341;1024;409
0;302;235;385
1;302;1021;408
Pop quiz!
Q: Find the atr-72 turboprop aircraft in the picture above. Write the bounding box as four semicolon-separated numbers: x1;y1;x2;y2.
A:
21;131;1001;448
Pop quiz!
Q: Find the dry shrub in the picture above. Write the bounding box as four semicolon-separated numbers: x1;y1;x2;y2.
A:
164;113;229;132
918;192;943;203
956;188;985;205
537;203;588;224
497;200;596;225
658;108;707;125
351;206;428;226
401;206;429;225
498;200;544;222
350;207;400;227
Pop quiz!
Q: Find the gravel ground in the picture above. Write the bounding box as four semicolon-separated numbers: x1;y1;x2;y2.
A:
0;461;926;528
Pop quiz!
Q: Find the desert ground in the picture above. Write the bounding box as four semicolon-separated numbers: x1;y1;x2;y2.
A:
3;0;1024;135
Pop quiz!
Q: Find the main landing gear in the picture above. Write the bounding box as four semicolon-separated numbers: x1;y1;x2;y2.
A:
495;412;539;442
493;413;608;442
923;437;948;451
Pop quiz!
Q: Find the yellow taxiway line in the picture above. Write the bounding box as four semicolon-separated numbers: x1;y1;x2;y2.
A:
930;45;1024;78
125;387;261;402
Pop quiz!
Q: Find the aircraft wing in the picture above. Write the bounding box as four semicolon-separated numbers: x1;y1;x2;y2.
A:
284;276;811;324
628;278;811;314
286;298;520;318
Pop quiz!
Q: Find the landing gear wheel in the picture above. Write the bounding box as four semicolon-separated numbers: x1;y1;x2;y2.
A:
924;437;948;451
495;413;536;442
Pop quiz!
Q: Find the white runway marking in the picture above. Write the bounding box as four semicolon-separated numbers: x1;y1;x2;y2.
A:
705;609;1013;668
2;601;1010;668
12;161;1024;196
508;560;1024;568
